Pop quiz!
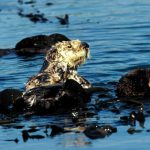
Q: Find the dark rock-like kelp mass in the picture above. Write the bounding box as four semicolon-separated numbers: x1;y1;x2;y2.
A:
116;68;150;97
14;79;91;113
15;33;70;55
0;33;70;57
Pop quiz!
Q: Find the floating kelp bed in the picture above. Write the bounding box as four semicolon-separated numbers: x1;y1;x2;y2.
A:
0;85;150;144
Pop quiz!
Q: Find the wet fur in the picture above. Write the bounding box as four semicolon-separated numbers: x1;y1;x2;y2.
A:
26;40;91;91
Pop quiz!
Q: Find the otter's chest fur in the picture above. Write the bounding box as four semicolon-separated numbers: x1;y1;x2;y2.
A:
26;60;91;91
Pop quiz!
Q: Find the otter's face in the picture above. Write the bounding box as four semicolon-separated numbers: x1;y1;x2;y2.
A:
51;40;90;68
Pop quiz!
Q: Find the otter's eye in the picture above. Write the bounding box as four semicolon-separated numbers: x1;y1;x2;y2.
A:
67;45;72;48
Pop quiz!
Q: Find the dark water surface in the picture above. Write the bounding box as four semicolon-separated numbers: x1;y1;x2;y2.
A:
1;0;150;149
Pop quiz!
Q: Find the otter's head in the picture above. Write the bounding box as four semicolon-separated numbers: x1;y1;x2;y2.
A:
46;40;90;69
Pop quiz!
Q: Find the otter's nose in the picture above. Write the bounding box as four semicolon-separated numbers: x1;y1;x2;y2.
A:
82;42;89;48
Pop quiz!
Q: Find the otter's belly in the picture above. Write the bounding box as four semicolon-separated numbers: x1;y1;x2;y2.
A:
16;79;91;113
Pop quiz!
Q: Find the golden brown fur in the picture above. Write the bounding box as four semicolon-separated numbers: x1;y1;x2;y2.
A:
26;40;91;91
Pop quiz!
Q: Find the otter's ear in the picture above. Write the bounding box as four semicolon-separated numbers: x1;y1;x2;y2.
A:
81;42;89;48
46;47;57;61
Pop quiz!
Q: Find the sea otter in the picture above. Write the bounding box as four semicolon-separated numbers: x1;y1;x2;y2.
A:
116;68;150;97
14;40;92;112
26;40;91;91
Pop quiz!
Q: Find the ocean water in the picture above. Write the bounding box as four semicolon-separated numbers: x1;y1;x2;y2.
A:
0;0;150;149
